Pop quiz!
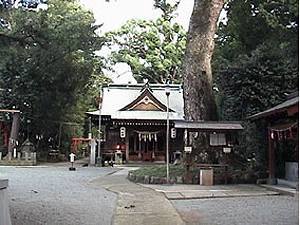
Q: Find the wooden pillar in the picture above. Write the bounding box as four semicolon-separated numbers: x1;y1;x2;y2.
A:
138;134;142;160
8;112;20;153
184;129;188;146
125;131;129;162
184;129;193;183
268;127;276;184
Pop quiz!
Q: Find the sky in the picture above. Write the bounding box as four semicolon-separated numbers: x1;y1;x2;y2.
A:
79;0;195;83
80;0;194;32
78;1;227;84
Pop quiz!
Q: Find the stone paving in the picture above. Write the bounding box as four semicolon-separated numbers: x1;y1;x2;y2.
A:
142;183;280;200
1;163;298;225
93;167;185;225
172;195;299;225
0;165;118;225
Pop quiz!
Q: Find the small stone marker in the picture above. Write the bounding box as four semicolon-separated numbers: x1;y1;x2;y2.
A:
33;152;37;165
24;152;28;161
90;139;96;165
8;152;12;161
17;152;21;160
13;148;17;158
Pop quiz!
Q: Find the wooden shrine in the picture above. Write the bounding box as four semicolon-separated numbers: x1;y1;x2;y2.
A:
87;83;243;164
249;92;299;185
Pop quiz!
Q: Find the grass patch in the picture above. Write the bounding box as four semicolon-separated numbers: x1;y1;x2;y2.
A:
131;165;199;178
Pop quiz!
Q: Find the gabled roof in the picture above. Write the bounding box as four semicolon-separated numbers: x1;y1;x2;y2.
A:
88;83;184;121
248;94;299;120
119;86;174;112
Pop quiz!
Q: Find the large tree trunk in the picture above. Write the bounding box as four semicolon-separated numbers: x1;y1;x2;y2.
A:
182;0;224;121
8;112;20;154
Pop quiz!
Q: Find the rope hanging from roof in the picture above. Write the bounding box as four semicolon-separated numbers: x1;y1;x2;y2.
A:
134;130;161;142
270;122;298;140
270;122;298;132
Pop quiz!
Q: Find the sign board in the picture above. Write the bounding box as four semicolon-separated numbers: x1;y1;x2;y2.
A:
69;153;75;163
120;127;126;138
184;146;192;153
223;147;231;153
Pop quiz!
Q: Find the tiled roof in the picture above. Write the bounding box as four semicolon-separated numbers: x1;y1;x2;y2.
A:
248;96;299;120
87;83;184;120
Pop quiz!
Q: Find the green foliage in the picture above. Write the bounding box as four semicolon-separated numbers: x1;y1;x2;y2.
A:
153;0;180;21
104;17;186;83
131;165;199;178
215;0;298;63
216;43;298;120
0;0;107;153
213;0;298;171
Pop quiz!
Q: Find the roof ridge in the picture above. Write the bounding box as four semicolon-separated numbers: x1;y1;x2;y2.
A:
105;83;182;90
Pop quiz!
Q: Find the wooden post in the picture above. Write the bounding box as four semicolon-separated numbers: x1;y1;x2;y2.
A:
133;134;137;152
138;135;142;160
268;127;276;184
125;131;129;162
8;112;20;153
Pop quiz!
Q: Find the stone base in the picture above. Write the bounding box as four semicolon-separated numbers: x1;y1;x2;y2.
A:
268;178;277;185
0;160;36;166
0;179;12;225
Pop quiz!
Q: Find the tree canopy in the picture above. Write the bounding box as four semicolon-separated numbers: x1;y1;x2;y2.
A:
103;2;186;84
213;0;298;169
0;0;107;152
214;0;299;120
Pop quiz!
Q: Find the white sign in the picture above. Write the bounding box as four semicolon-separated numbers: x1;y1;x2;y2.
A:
120;127;126;138
184;146;192;153
69;153;76;163
223;147;231;153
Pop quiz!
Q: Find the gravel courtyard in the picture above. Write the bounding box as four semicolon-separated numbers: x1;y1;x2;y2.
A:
0;166;118;225
172;195;299;225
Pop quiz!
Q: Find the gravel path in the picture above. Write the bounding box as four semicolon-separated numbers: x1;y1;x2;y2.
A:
172;195;299;225
0;166;118;225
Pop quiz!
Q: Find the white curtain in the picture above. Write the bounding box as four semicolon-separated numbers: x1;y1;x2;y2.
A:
210;133;226;146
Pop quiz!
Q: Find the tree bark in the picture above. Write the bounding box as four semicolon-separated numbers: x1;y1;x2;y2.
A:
8;112;20;153
182;0;224;121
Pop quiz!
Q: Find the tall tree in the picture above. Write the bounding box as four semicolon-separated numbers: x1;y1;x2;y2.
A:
214;0;299;120
104;0;186;84
212;0;298;170
182;0;224;121
0;0;106;153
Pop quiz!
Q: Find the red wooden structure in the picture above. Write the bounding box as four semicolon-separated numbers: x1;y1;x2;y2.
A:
71;137;91;153
249;92;299;184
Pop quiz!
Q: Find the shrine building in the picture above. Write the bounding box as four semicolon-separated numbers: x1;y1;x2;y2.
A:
87;83;244;164
88;83;185;162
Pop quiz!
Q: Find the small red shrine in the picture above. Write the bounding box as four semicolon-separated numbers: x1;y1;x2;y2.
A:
249;92;299;185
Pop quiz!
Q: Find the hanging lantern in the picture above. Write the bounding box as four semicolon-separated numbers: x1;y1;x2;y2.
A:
171;128;176;139
270;131;274;139
120;127;126;138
